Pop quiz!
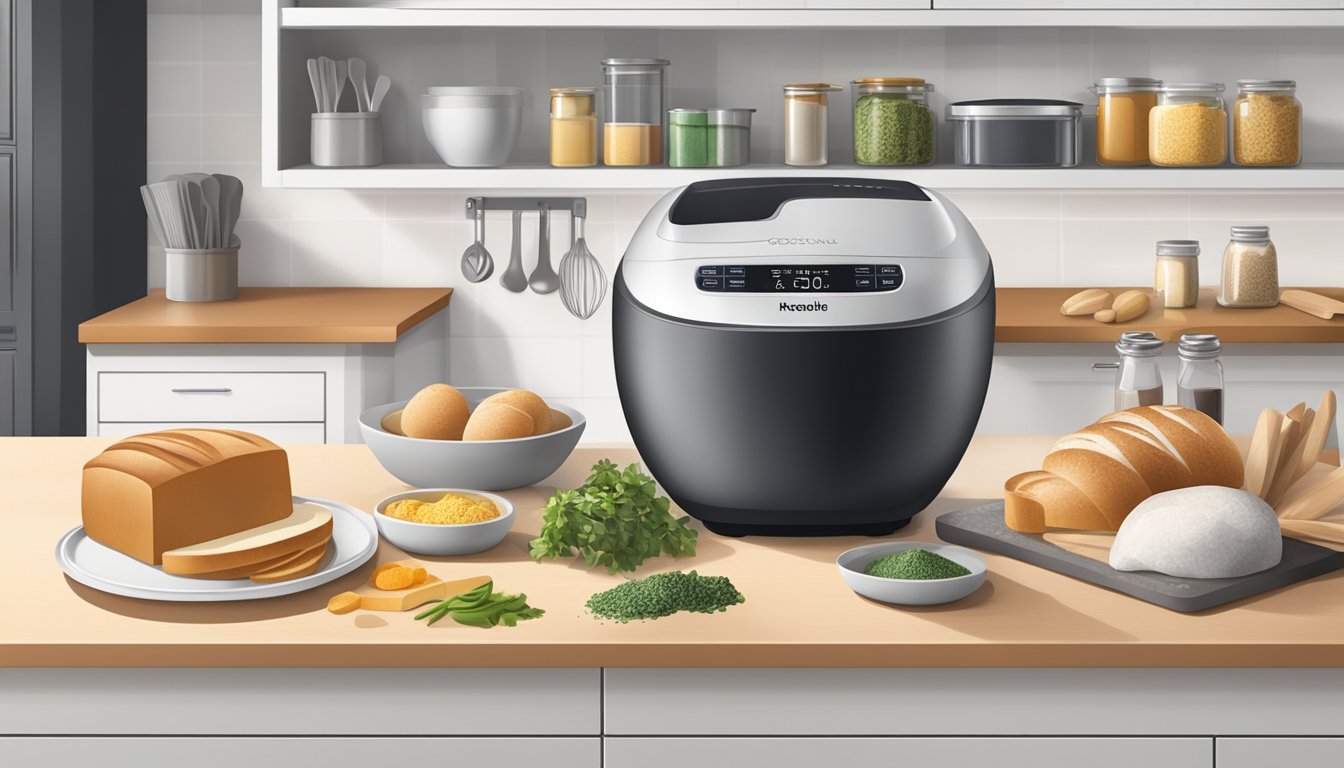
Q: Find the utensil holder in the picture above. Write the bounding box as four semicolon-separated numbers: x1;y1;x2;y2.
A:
311;112;383;167
166;245;239;302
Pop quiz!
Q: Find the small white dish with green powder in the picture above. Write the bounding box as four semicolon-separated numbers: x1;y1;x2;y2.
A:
837;541;987;606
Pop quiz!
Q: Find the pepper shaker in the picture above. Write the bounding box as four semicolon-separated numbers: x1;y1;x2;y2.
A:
1176;333;1224;424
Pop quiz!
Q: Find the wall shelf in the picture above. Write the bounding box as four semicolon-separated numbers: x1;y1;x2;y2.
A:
276;163;1344;191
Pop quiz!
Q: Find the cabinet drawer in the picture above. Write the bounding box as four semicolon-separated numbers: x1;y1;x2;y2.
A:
0;737;600;767
97;421;325;445
1217;738;1344;768
605;738;1211;768
98;372;324;422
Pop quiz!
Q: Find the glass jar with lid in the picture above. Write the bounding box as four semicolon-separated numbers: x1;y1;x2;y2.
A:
1218;225;1280;308
783;83;841;167
1149;82;1226;167
602;58;669;167
1091;77;1160;166
1176;333;1224;425
850;77;936;166
1153;239;1200;309
549;87;598;168
1094;331;1165;411
1233;79;1302;167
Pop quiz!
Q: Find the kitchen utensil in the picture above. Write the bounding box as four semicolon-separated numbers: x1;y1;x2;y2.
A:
353;569;492;612
558;214;607;319
148;183;186;249
323;56;339;113
1246;408;1286;498
1280;289;1344;320
837;541;986;606
316;56;331;112
306;58;323;112
369;74;391;112
169;176;207;249
1279;467;1344;520
213;173;243;248
499;210;528;293
1267;407;1313;507
334;58;348;110
421;88;523;167
1293;390;1336;484
460;206;493;283
936;501;1344;613
528;207;559;294
195;174;221;249
140;186;170;249
358;389;585;491
54;496;377;602
374;489;515;556
348;57;369;112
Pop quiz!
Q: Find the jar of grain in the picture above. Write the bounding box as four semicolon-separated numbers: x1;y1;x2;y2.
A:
1092;77;1161;167
602;58;669;167
1150;82;1226;167
1154;239;1200;309
1233;79;1302;167
851;77;935;166
1218;225;1280;308
783;83;841;167
549;87;598;168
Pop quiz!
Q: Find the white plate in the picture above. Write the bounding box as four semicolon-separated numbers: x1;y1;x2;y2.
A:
55;496;378;602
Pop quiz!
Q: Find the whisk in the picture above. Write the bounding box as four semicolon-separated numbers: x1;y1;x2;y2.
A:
558;214;607;320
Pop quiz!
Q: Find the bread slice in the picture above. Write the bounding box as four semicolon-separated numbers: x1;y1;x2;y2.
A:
249;541;329;584
187;544;312;581
1004;471;1109;534
161;503;332;576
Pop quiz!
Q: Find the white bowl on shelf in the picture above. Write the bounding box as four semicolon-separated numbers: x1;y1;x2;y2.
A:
421;88;523;168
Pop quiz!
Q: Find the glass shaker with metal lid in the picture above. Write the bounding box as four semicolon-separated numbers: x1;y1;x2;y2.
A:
1094;331;1165;411
1176;333;1224;425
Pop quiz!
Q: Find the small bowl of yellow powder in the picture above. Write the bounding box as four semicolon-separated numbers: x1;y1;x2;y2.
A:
374;488;514;556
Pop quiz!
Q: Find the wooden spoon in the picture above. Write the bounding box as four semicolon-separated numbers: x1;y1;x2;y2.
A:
1279;518;1344;547
1280;289;1344;320
1278;467;1344;520
1266;407;1313;507
1245;408;1285;499
1293;391;1336;484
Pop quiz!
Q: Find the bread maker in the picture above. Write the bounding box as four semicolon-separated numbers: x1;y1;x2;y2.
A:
612;178;995;536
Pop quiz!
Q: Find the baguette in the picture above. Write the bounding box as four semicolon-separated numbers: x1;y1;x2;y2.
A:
1005;406;1244;533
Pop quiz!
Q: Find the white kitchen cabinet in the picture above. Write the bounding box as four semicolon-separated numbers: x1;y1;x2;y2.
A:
84;309;447;445
1217;738;1344;767
933;1;1342;8
0;737;601;768
604;738;1212;768
982;344;1344;436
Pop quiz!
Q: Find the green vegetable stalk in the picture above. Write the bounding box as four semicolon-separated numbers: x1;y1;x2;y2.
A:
414;580;545;628
530;459;698;574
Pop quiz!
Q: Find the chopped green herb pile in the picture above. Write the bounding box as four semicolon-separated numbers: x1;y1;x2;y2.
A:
863;549;970;581
530;459;698;574
586;570;745;623
414;580;544;629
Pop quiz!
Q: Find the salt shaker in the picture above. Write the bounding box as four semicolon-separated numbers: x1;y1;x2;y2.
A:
1094;331;1165;411
1177;333;1224;424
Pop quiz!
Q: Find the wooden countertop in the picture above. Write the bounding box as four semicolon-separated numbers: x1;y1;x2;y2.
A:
6;437;1344;669
77;288;453;344
996;287;1344;344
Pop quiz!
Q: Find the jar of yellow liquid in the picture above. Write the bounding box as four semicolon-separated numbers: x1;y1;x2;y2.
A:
550;87;599;167
1092;77;1160;166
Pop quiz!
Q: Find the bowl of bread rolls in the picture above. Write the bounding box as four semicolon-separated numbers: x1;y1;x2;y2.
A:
359;385;585;490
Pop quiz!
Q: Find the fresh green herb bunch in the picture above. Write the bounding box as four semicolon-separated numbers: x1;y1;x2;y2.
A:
586;570;744;623
530;460;697;574
414;580;545;628
863;549;970;581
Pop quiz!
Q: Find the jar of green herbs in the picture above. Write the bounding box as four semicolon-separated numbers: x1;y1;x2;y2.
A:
852;77;936;166
668;109;710;168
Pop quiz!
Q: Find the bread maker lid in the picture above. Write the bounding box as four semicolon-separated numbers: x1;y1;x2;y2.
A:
618;178;993;329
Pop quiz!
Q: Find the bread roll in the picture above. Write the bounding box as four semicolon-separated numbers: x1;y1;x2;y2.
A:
1004;405;1244;533
81;429;294;565
463;402;535;441
547;408;573;433
479;390;551;436
401;384;470;440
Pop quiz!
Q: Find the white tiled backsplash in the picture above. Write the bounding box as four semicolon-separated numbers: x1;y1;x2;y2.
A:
149;6;1344;443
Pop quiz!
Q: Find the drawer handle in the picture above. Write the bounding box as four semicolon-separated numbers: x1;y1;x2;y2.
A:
170;387;233;394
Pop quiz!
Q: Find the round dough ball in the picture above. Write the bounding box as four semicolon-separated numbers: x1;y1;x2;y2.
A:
479;390;551;436
1109;486;1282;579
401;384;470;440
546;408;573;434
463;403;535;441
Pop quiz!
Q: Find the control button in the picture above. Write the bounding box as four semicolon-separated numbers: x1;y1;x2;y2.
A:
878;276;900;290
852;265;874;276
697;277;723;290
878;265;901;276
726;277;747;290
725;266;747;276
853;277;875;290
697;265;722;277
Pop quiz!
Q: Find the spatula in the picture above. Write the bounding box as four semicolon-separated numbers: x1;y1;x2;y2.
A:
1293;390;1336;484
1266;407;1313;507
1280;290;1344;320
1245;408;1285;499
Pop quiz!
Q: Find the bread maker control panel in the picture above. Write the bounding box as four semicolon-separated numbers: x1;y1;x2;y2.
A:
694;263;904;293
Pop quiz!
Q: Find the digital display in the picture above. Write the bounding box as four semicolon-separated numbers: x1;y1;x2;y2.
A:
695;264;903;293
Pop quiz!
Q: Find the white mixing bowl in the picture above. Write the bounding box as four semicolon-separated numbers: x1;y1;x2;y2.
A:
421;87;523;167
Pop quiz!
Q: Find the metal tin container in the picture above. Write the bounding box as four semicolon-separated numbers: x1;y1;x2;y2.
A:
707;108;754;167
311;113;383;167
166;246;239;302
946;99;1082;167
669;108;755;168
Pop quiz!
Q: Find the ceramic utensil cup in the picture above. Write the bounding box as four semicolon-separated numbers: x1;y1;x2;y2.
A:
165;244;239;302
311;112;383;167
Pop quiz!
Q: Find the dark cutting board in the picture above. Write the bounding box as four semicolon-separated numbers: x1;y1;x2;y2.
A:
935;501;1344;612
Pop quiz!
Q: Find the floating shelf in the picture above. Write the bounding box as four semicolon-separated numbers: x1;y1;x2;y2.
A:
280;7;1344;30
276;163;1344;191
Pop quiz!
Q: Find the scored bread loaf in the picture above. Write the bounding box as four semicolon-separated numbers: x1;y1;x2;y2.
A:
82;429;294;565
1004;405;1244;533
